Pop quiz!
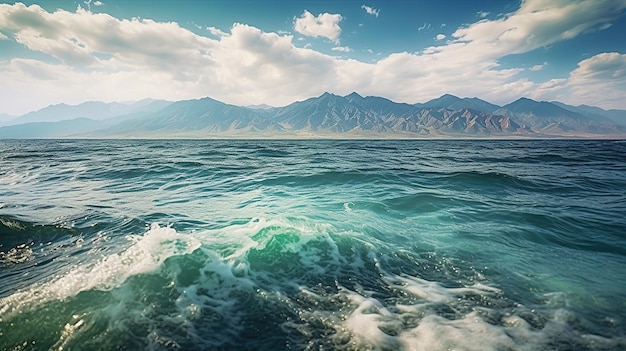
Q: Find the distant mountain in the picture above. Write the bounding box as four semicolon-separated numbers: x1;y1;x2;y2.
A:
404;108;525;135
0;118;105;138
497;98;623;134
265;93;524;136
269;93;392;133
0;113;17;126
551;101;626;127
6;99;172;126
421;93;462;108
422;94;501;114
345;92;416;117
1;93;624;139
589;109;626;127
95;97;280;137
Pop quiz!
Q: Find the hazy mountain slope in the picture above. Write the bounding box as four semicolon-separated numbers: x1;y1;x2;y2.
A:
497;98;625;134
0;113;17;126
552;102;626;127
0;118;105;138
96;97;280;136
7;100;172;126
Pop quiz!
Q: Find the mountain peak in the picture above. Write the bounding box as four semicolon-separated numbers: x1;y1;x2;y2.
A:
509;97;537;105
423;94;462;108
345;92;363;100
440;93;460;99
503;98;591;122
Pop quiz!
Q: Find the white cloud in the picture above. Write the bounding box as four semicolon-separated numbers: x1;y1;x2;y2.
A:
570;52;626;82
565;53;626;107
94;1;103;6
538;78;567;91
435;34;446;41
0;4;348;112
0;0;625;114
0;3;216;69
208;26;229;37
402;0;626;106
294;10;342;42
477;11;489;18
332;46;352;52
0;31;8;40
530;64;544;71
451;0;626;58
529;53;626;109
361;5;380;17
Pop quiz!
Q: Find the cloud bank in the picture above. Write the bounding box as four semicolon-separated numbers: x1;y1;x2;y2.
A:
0;0;625;114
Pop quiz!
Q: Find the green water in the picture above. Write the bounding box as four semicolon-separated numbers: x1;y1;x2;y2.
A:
1;139;625;350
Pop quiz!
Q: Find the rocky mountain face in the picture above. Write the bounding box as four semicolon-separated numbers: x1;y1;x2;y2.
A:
418;93;501;114
262;92;526;136
1;93;625;138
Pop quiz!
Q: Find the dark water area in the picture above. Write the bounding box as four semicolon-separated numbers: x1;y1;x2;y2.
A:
1;139;625;350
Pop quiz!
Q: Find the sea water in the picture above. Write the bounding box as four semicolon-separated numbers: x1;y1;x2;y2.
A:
0;139;625;350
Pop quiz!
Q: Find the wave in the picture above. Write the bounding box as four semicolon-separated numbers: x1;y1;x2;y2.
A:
1;217;623;350
0;224;200;316
2;139;626;350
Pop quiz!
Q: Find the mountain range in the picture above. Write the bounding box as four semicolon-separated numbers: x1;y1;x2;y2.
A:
1;93;625;139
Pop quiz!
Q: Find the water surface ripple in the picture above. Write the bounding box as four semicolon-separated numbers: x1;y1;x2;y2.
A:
1;139;625;350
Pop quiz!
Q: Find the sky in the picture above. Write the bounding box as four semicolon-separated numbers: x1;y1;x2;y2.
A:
0;0;625;115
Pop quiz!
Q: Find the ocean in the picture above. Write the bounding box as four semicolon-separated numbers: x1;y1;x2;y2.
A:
0;139;625;351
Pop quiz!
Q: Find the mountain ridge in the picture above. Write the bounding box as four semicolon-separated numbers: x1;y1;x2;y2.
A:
1;93;625;139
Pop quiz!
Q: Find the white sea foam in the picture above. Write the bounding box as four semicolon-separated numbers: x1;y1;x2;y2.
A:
186;219;626;350
297;271;626;351
318;273;510;350
0;242;33;264
397;312;533;351
0;224;200;316
387;274;501;303
3;216;623;350
343;202;353;212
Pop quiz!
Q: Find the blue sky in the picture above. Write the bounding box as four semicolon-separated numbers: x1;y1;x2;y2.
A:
0;0;625;115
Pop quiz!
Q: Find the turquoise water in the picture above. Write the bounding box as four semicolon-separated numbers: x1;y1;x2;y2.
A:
1;139;625;350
